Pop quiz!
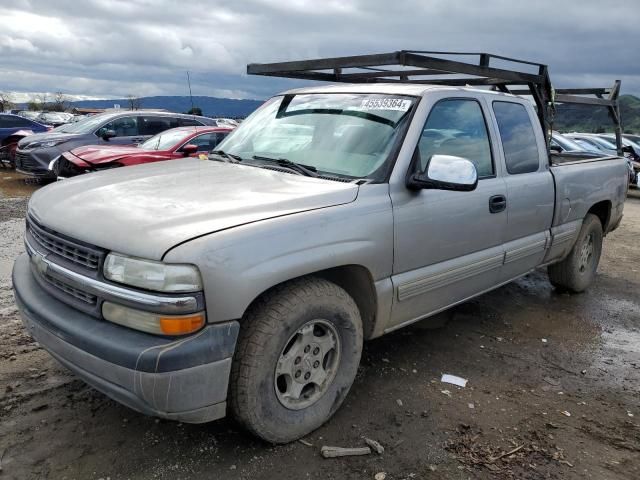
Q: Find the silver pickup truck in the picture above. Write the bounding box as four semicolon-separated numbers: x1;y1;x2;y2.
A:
13;53;629;444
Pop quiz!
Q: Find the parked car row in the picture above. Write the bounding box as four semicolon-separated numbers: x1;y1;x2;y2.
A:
15;110;79;126
552;131;640;186
6;110;232;179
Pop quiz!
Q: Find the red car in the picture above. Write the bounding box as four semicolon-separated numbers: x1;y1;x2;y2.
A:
54;126;233;178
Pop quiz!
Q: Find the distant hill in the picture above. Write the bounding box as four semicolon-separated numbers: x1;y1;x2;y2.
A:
554;94;640;134
68;95;263;118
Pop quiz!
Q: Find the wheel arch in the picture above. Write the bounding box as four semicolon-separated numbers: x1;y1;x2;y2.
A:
242;264;378;340
587;200;611;233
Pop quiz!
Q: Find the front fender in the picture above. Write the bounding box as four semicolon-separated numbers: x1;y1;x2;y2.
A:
163;184;393;324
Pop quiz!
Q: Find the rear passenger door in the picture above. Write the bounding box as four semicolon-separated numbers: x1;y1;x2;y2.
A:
490;100;555;281
389;96;507;330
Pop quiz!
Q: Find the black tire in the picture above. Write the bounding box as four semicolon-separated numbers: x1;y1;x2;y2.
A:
548;213;603;293
229;277;363;444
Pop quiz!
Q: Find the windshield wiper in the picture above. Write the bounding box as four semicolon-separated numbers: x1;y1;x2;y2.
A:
253;155;318;177
209;150;243;163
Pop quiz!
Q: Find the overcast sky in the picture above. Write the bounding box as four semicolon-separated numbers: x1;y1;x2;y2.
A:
1;0;639;101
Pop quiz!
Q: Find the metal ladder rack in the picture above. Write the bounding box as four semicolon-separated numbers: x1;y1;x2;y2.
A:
247;50;622;154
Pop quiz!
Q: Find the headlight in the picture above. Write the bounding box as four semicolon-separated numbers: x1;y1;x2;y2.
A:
104;253;203;293
102;302;205;335
48;156;60;171
25;139;65;149
41;140;64;148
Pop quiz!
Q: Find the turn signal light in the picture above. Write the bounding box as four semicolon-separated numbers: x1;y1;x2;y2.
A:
159;314;205;335
102;302;205;336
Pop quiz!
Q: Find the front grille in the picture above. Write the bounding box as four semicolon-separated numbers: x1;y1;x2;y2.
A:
15;151;38;171
44;273;97;305
27;217;104;271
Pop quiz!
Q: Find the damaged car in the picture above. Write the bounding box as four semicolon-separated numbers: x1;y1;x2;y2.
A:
15;111;219;179
53;126;233;178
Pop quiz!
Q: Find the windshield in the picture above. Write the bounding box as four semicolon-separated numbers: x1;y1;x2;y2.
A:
572;139;602;153
552;134;583;152
588;136;617;150
216;93;415;180
52;113;112;134
139;129;188;151
602;135;640;151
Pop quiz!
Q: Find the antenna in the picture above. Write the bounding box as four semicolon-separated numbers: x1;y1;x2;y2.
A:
186;71;195;113
186;71;199;139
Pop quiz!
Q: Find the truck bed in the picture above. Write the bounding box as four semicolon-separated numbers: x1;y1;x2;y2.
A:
550;151;619;165
550;153;627;232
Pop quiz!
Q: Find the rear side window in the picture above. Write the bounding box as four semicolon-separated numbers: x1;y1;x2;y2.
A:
179;118;202;127
0;115;31;128
139;116;179;136
493;102;540;174
418;99;494;177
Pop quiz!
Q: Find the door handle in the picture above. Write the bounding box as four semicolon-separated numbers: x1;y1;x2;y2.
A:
489;195;507;213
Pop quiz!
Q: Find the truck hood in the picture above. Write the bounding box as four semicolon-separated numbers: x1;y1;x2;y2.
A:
29;159;359;260
70;145;148;165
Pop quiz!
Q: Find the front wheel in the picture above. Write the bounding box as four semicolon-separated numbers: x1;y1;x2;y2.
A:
548;213;603;293
229;277;363;443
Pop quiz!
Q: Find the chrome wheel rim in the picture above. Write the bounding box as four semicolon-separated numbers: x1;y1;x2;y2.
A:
579;233;594;273
274;319;341;410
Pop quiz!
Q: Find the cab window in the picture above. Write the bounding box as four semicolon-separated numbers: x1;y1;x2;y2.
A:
418;99;494;177
492;101;540;175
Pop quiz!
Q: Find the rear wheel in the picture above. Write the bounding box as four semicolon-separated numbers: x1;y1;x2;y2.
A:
229;277;363;443
548;213;603;293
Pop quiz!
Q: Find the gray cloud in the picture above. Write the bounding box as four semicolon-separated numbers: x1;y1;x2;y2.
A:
1;0;638;101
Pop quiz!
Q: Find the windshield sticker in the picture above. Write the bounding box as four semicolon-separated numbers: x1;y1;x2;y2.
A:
358;98;412;112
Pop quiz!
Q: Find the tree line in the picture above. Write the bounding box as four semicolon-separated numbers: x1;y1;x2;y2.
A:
0;92;146;112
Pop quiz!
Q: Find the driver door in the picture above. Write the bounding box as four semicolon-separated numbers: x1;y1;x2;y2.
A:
388;96;507;331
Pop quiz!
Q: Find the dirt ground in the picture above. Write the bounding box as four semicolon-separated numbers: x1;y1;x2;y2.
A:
0;170;638;480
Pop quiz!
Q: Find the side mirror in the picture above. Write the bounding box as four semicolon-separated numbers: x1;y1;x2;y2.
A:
549;144;563;153
101;129;117;140
181;144;199;156
408;154;478;192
